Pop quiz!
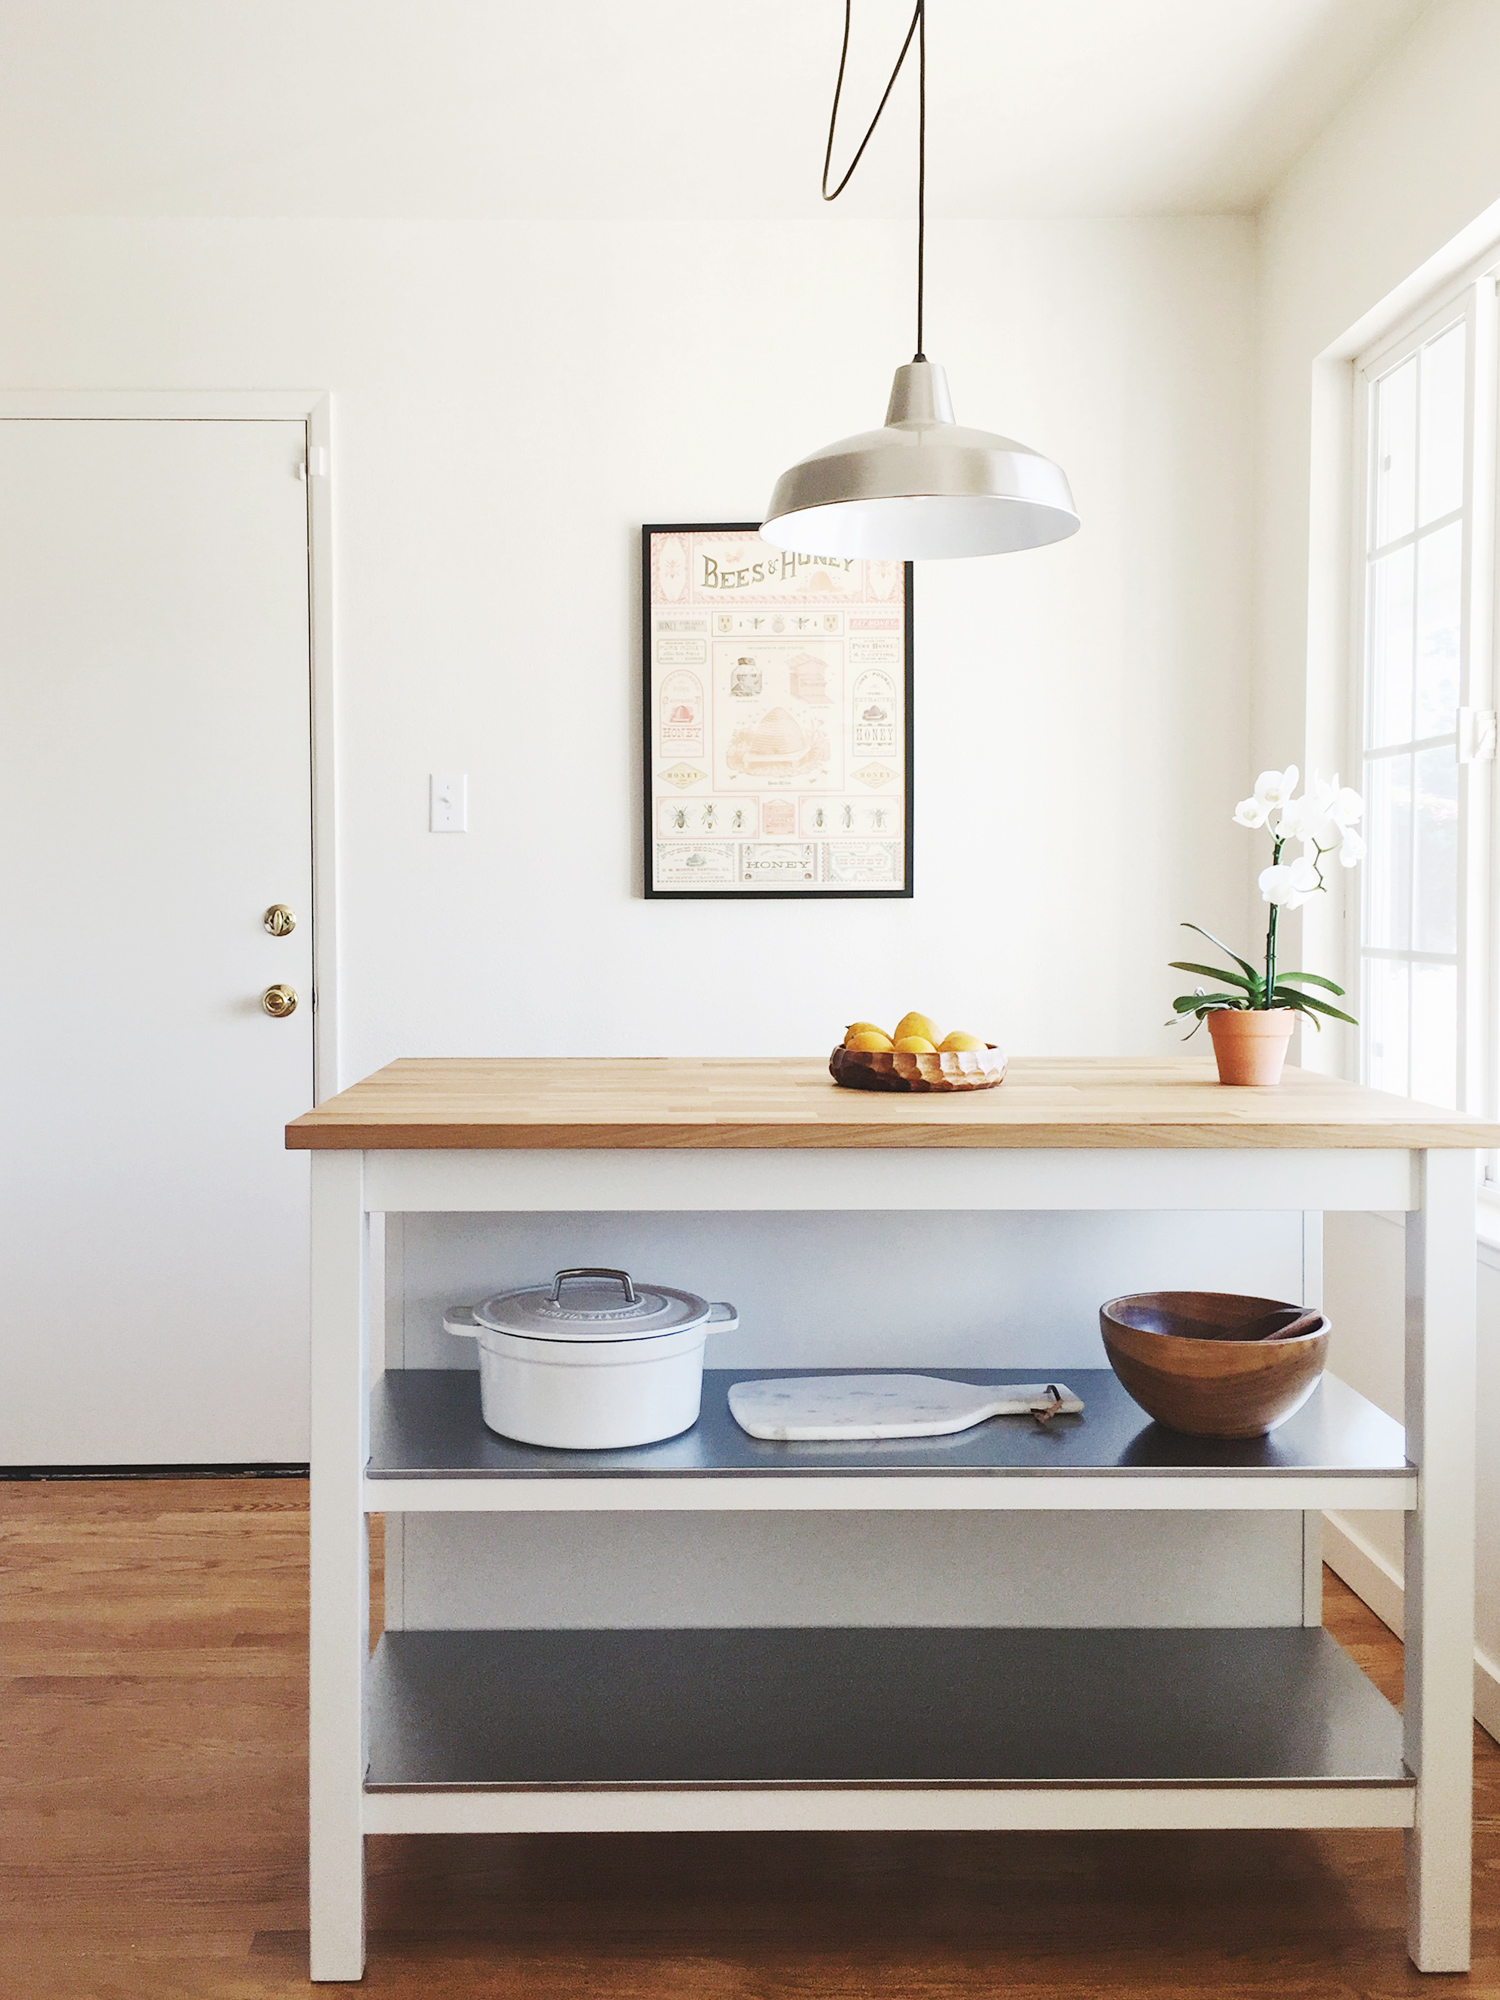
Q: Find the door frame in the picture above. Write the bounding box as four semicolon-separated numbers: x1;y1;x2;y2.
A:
0;390;338;1098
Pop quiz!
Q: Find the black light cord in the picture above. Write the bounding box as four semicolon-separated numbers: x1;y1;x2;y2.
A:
821;0;927;363
917;0;926;359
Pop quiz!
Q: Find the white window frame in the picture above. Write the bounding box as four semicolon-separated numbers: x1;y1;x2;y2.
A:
1349;264;1500;1150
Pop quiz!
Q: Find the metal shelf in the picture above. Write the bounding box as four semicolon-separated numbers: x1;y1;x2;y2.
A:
364;1367;1413;1513
362;1624;1412;1834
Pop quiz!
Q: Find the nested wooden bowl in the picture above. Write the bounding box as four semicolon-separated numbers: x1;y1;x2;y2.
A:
829;1044;1007;1093
1099;1290;1329;1438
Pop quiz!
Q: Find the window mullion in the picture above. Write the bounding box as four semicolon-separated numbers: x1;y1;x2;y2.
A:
1406;342;1422;1096
1468;276;1500;1141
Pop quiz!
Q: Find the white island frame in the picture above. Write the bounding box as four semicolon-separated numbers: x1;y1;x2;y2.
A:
293;1058;1487;1982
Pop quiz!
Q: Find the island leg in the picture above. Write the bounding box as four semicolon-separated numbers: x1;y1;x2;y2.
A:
1404;1148;1476;1970
309;1151;370;1981
1302;1213;1325;1626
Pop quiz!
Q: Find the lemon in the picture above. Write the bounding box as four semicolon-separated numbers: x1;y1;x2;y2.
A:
939;1030;986;1052
893;1011;939;1046
846;1030;895;1052
893;1035;937;1054
843;1021;889;1044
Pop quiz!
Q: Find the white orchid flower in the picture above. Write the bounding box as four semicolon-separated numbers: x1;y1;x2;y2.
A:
1338;828;1366;867
1259;855;1323;908
1299;772;1363;836
1261;776;1362;860
1275;794;1321;844
1326;780;1364;830
1258;865;1298;905
1253;766;1298;809
1233;795;1270;828
1274;775;1335;848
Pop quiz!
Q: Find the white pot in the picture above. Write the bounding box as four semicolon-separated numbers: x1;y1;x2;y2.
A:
443;1266;737;1449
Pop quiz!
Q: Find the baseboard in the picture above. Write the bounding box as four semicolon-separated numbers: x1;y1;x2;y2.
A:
0;1462;310;1481
1480;1650;1500;1744
1324;1510;1500;1742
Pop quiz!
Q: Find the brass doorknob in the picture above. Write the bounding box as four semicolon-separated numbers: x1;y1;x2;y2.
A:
263;904;296;936
261;984;298;1018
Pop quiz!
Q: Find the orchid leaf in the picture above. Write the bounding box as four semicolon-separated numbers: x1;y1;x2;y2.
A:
1169;961;1259;993
1275;990;1358;1026
1272;969;1346;994
1180;922;1261;984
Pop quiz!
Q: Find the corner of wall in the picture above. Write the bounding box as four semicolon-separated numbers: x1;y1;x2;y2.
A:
1325;1508;1500;1743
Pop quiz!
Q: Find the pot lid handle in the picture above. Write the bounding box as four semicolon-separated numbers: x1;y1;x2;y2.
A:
550;1267;639;1306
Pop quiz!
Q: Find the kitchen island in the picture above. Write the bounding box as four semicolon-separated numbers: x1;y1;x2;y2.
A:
288;1056;1496;1981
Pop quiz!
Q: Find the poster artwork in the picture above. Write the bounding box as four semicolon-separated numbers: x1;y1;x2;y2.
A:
642;525;913;897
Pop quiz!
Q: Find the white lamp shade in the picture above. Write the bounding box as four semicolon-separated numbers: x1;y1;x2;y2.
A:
761;361;1079;561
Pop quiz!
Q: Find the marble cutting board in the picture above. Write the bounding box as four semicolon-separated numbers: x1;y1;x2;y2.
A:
727;1374;1085;1441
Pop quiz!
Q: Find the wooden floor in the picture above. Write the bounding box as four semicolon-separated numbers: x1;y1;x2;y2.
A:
3;1479;1498;1998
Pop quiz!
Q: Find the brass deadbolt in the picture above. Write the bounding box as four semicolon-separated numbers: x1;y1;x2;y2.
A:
263;904;297;936
261;984;298;1018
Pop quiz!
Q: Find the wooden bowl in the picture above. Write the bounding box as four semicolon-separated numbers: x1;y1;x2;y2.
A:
829;1044;1007;1093
1099;1290;1329;1438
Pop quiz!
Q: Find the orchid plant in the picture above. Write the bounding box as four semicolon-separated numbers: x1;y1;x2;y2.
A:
1170;765;1365;1034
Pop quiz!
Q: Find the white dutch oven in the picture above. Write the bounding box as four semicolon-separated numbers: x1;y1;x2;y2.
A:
443;1266;738;1449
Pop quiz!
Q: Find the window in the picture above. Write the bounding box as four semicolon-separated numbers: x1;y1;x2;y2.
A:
1354;273;1497;1118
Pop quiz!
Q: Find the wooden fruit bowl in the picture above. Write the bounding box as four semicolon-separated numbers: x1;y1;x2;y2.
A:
1099;1290;1329;1438
829;1044;1007;1093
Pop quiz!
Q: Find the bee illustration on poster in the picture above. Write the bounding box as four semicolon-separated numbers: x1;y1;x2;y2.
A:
642;523;913;898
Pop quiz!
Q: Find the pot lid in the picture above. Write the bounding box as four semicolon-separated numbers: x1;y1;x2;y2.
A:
472;1267;711;1343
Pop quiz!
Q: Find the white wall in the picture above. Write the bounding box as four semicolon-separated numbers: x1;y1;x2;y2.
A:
390;1209;1312;1375
1255;0;1500;1719
0;215;1254;1078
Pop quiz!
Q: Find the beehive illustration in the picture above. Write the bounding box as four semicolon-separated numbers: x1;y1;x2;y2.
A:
725;705;830;777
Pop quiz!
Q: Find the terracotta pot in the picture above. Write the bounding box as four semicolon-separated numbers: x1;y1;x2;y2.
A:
1205;1007;1295;1086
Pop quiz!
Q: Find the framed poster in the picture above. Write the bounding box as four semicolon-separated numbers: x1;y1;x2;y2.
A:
642;523;913;898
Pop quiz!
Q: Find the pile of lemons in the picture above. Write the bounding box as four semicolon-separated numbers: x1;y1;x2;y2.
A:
842;1011;986;1056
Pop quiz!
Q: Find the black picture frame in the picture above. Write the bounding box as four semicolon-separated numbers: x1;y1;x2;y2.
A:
641;523;914;899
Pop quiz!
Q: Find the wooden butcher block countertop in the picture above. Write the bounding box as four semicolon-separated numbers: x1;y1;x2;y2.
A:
285;1056;1500;1151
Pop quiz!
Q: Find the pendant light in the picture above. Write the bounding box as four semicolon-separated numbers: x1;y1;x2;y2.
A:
761;1;1078;561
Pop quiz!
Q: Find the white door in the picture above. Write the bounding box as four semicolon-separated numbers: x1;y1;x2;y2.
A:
0;418;316;1464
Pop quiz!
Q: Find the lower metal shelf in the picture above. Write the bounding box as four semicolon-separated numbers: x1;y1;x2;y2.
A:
365;1624;1408;1792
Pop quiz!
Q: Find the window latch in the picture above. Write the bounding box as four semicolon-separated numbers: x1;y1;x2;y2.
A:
1458;708;1497;763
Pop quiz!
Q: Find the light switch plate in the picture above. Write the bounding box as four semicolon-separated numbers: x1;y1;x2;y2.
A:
430;773;467;832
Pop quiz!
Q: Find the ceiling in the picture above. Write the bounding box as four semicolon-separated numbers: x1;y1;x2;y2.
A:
0;0;1434;219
